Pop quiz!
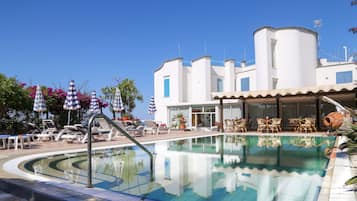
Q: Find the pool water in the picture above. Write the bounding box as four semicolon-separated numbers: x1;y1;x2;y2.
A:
22;135;335;201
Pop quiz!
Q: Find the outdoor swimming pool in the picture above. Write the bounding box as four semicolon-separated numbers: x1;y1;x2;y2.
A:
21;134;335;201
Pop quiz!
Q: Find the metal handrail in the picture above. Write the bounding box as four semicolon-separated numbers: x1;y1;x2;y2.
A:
86;113;154;188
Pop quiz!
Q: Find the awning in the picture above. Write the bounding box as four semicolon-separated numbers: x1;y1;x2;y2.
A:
212;83;357;99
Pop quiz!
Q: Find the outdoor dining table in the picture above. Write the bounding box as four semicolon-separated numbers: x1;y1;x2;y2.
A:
7;134;32;150
0;134;10;149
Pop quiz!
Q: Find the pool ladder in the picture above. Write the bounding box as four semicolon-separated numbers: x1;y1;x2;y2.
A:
86;113;154;188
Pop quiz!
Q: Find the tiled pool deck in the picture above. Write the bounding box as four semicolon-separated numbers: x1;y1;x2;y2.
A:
0;131;355;200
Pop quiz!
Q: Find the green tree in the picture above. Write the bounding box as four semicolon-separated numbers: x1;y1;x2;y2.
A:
102;78;143;119
0;73;33;132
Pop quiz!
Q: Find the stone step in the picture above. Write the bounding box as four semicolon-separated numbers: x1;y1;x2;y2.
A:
0;190;26;201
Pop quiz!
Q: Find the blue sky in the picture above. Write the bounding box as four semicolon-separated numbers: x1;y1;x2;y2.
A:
0;0;356;119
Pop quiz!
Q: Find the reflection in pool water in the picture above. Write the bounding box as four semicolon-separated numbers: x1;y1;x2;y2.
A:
22;135;335;201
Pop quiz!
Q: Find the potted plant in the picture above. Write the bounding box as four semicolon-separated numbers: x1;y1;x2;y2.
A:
121;113;131;121
176;113;186;130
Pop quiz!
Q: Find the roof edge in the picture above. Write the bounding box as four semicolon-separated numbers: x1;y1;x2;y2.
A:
154;57;183;73
253;26;318;37
192;56;212;63
224;58;236;63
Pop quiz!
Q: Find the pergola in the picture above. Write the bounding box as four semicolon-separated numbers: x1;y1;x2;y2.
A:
212;83;357;132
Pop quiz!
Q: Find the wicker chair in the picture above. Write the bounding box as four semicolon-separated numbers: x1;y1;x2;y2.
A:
269;118;282;133
299;118;313;133
257;118;267;132
224;119;234;132
305;118;317;132
234;119;247;132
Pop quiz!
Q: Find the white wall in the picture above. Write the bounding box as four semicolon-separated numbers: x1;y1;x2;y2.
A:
254;28;273;90
183;67;192;102
236;66;257;91
254;27;317;90
316;63;357;85
211;66;225;92
191;56;212;102
224;60;235;92
274;29;317;88
154;58;183;123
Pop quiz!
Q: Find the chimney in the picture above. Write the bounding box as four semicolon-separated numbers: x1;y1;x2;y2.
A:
240;60;246;67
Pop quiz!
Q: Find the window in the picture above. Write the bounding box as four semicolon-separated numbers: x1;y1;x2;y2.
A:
272;78;278;89
217;78;223;92
164;157;171;179
336;71;352;84
241;77;250;91
164;76;170;97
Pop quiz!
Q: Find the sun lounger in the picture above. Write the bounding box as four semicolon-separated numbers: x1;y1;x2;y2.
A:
27;123;41;134
157;124;170;135
56;125;86;143
127;125;145;137
36;119;59;141
143;120;158;135
81;118;116;143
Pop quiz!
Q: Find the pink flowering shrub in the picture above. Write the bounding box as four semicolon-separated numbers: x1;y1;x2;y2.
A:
27;85;108;126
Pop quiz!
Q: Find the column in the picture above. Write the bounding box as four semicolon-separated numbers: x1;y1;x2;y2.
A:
315;97;320;131
220;99;224;132
276;96;280;118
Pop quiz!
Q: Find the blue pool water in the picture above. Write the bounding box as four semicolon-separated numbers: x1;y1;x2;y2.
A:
23;135;335;201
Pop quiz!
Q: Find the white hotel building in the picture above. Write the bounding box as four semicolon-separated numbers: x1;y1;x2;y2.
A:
154;26;357;130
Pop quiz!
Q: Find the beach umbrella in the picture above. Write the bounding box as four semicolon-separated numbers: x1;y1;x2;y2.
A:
33;85;47;120
33;85;47;113
112;88;124;117
148;96;157;115
63;80;81;125
89;90;100;114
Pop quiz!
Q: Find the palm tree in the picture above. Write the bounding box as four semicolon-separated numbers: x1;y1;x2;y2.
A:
102;78;143;119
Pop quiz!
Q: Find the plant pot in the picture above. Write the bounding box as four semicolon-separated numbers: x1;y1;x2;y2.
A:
179;123;186;130
122;116;130;121
323;112;344;129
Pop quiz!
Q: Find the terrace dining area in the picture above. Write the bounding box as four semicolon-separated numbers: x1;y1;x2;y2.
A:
214;84;357;132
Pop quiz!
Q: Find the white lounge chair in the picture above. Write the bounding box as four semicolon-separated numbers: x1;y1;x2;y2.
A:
81;118;115;143
127;125;145;137
157;124;170;135
56;124;86;143
36;119;59;141
143;120;158;135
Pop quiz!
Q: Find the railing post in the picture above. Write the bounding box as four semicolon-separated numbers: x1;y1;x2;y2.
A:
86;113;155;188
87;113;98;188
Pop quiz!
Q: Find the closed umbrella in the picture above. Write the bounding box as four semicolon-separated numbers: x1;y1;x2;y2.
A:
112;88;124;117
89;90;100;114
148;96;157;115
63;80;81;125
33;85;47;120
